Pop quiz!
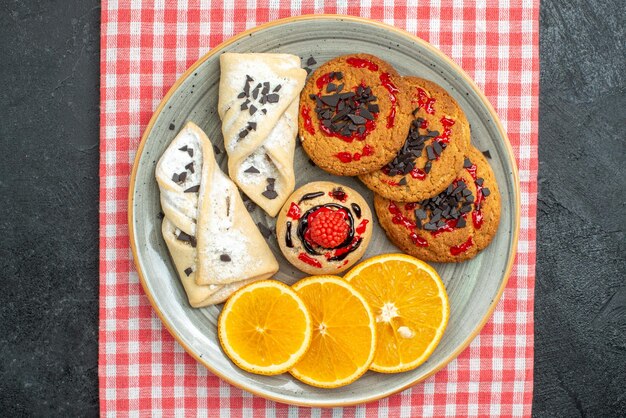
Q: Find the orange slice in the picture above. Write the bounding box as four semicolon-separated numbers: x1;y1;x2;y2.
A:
290;276;376;388
218;280;312;375
344;254;449;373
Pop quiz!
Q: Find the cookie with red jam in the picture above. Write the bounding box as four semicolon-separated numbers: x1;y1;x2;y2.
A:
360;77;471;201
276;181;373;274
298;54;411;176
374;147;500;262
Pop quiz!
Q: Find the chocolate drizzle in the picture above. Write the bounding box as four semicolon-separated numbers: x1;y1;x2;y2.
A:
298;191;325;204
285;221;294;248
351;203;362;219
327;237;363;261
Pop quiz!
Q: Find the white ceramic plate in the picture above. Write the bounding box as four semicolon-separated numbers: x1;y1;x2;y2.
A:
129;15;519;407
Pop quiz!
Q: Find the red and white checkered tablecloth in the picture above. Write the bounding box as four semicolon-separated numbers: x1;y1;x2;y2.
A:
100;1;538;416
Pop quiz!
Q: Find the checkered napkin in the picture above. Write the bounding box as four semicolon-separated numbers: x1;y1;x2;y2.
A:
100;1;538;416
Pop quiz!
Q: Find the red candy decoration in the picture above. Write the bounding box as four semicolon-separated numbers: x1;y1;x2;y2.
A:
307;208;350;248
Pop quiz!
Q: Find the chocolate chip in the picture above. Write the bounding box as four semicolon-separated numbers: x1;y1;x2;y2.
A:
248;122;257;131
237;92;246;99
482;150;492;159
184;267;193;276
244;166;260;174
239;129;249;139
171;173;179;183
305;67;312;75
240;99;250;110
476;178;484;186
187;148;193;158
178;145;188;152
321;94;340;107
220;254;231;262
184;185;200;193
336;84;344;93
252;83;261;99
426;146;436;160
262;109;267;114
456;217;467;228
245;201;256;212
348;114;366;124
266;93;279;103
177;230;197;248
482;188;491;197
432;141;443;156
267;177;276;184
427;130;439;137
412;108;420;117
398;177;407;186
249;105;257;115
257;222;272;238
335;72;343;80
177;171;187;183
327;83;337;92
464;158;472;168
273;84;281;92
360;108;374;120
262;189;278;199
262;82;270;96
185;162;195;173
307;56;317;66
169;123;175;130
424;223;437;231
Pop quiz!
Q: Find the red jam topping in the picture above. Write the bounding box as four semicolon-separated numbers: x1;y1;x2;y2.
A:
316;72;333;90
381;178;401;186
356;219;369;234
465;163;484;229
388;202;429;247
409;232;428;247
410;168;427;180
379;73;399;128
346;57;379;71
326;236;359;260
336;152;353;163
301;105;315;135
329;188;348;202
287;202;301;220
298;253;322;268
334;144;375;163
435;117;455;144
450;236;474;256
415;88;436;114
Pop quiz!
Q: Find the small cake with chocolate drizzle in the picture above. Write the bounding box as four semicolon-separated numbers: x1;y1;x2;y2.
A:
276;181;373;274
374;146;500;262
298;54;411;176
360;77;471;202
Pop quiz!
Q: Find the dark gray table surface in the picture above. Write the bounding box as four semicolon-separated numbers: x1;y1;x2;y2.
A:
1;0;624;416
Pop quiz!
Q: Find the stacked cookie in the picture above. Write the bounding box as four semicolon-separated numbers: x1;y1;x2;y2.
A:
299;54;501;262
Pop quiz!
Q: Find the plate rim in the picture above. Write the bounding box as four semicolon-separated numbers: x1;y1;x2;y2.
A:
127;14;520;407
